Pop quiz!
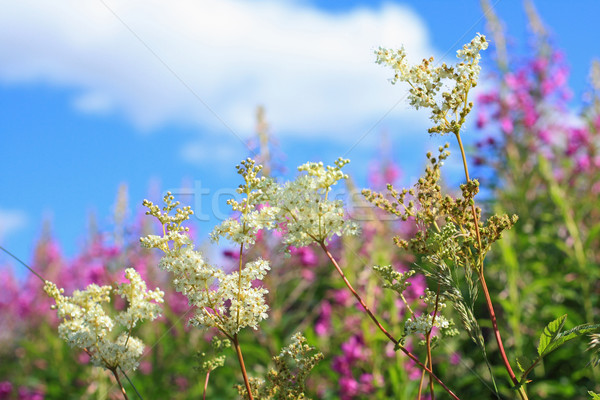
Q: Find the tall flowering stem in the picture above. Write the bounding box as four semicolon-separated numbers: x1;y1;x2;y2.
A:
454;131;521;393
272;158;460;399
142;159;278;399
373;33;530;399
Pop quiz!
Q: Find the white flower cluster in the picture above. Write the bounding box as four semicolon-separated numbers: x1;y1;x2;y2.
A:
141;190;271;336
189;259;270;335
404;313;450;336
43;268;163;372
211;159;279;247
273;158;359;247
142;157;362;335
376;34;488;135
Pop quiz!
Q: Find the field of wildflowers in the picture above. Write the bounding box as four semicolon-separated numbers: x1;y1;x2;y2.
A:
1;4;599;400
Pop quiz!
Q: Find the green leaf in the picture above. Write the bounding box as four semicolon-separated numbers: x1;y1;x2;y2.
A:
520;318;600;385
589;391;600;400
537;314;567;357
543;322;600;356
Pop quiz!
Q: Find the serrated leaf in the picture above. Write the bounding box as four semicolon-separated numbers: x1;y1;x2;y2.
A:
538;314;567;357
543;322;600;356
520;320;600;385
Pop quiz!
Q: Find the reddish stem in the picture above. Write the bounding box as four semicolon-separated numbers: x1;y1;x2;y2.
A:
479;270;519;386
110;368;130;400
233;334;254;400
455;131;526;399
203;370;210;400
318;242;461;400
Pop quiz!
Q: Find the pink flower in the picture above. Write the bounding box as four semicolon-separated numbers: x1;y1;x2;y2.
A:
0;382;13;399
450;352;462;365
476;112;488;129
500;118;514;134
332;289;352;307
339;377;359;399
139;361;152;375
222;249;239;260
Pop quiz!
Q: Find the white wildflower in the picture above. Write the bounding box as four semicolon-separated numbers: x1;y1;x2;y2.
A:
405;314;450;336
142;180;272;336
273;158;359;247
375;34;488;135
44;268;163;372
211;158;279;247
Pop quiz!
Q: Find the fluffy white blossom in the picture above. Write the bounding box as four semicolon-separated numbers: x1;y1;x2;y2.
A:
189;259;270;335
376;34;488;135
114;268;164;329
273;158;359;247
44;268;163;372
405;314;450;336
142;185;272;336
211;158;279;247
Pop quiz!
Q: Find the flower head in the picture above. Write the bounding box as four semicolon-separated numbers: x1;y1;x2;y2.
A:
274;158;359;247
376;34;488;135
44;268;163;372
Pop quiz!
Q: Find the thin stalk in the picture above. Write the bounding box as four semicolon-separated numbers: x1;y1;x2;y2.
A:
318;241;461;400
426;286;442;400
232;334;254;400
119;368;144;400
236;243;244;325
454;132;528;400
110;368;130;400
417;368;426;400
203;370;211;400
0;245;46;283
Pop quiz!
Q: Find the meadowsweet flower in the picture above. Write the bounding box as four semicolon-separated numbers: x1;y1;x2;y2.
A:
142;186;271;336
237;333;323;399
376;34;488;135
43;268;163;372
274;158;359;247
211;159;279;247
404;314;450;336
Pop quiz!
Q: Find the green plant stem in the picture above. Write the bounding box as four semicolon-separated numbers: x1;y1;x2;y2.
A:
232;334;254;400
454;132;528;400
318;241;461;400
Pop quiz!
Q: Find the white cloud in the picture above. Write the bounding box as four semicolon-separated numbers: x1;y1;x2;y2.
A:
0;209;28;241
0;0;435;142
181;138;242;166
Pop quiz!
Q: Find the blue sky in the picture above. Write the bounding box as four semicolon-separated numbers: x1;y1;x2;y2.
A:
1;0;599;272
